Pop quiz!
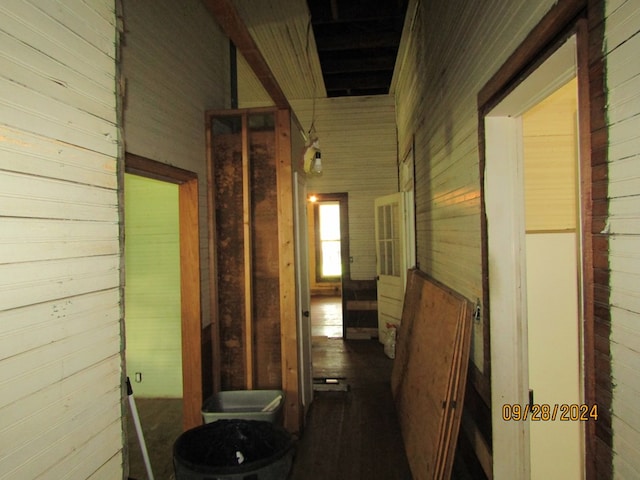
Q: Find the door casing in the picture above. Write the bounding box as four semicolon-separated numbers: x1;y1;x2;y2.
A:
125;153;203;430
483;34;588;478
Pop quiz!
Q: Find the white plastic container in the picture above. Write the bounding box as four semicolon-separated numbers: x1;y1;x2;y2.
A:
201;390;284;424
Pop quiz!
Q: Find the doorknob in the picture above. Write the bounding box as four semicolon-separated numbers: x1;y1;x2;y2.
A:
303;310;310;317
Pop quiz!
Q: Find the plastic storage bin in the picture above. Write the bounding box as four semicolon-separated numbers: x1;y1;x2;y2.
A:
173;419;294;480
201;390;284;424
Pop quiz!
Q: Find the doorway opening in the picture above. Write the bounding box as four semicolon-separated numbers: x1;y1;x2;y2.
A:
124;154;202;429
307;193;349;339
483;33;588;478
316;201;342;282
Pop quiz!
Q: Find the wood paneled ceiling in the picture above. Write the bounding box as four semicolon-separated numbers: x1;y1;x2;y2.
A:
306;0;408;97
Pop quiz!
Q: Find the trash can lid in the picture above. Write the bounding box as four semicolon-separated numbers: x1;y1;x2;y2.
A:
173;419;294;475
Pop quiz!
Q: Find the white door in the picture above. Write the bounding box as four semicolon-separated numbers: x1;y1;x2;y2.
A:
374;192;406;343
294;172;313;413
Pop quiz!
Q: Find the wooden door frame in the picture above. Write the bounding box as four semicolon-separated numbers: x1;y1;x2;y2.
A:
477;1;609;478
125;153;203;430
310;192;350;337
312;196;349;284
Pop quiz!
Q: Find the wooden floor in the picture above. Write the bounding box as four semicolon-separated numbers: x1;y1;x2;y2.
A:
125;296;428;479
290;334;413;479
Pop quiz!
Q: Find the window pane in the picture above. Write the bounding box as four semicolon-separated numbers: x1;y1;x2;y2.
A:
317;202;341;279
322;240;342;277
319;204;340;240
377;201;401;277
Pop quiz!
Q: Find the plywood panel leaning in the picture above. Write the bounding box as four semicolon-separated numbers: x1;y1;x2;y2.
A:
391;269;474;480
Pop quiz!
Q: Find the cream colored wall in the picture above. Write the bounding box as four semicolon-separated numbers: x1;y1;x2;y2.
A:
121;0;230;328
523;80;578;232
0;1;122;477
124;174;183;397
604;1;640;477
291;95;399;281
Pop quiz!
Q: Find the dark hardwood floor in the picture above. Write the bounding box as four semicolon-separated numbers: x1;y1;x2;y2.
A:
126;296;413;479
290;335;413;479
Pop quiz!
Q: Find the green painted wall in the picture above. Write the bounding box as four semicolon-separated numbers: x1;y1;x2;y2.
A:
125;174;182;397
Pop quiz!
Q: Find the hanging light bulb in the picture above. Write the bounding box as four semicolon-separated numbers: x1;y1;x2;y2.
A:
312;150;322;174
303;138;323;176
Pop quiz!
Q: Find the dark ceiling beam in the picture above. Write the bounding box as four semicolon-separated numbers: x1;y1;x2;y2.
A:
323;71;392;92
202;0;290;108
310;15;405;26
314;31;401;51
320;55;396;74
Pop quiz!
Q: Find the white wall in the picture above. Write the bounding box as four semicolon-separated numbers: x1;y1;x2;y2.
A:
0;1;122;478
291;95;399;280
604;0;640;478
121;0;230;328
393;0;557;371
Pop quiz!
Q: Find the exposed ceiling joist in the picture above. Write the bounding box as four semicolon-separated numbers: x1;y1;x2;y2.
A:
307;0;408;97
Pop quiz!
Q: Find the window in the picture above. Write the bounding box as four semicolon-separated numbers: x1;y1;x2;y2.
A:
377;203;400;277
317;202;342;279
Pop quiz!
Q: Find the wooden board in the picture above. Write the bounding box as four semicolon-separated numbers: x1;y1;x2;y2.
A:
213;132;247;390
391;269;473;480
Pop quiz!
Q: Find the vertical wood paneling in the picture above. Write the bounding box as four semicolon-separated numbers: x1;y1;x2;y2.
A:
604;0;640;477
0;1;121;479
291;96;398;280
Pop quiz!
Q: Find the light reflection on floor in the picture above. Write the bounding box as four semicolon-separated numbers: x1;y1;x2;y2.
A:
310;295;343;338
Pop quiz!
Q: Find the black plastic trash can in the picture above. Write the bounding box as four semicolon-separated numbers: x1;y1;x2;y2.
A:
173;419;295;480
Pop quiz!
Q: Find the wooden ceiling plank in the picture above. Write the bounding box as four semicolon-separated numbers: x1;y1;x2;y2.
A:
202;0;291;108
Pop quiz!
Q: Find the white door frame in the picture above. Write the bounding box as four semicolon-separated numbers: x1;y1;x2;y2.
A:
485;36;579;479
294;172;313;414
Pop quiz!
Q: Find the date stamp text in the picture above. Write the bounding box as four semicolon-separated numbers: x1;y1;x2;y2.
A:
502;403;598;421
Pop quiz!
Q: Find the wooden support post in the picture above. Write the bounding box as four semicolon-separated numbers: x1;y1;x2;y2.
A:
241;114;254;389
179;177;203;430
275;108;301;432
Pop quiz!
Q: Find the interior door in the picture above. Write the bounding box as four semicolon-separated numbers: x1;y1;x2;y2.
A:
374;192;406;344
294;172;313;413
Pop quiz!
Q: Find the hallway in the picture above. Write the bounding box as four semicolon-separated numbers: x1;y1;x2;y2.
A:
287;295;411;478
127;295;481;479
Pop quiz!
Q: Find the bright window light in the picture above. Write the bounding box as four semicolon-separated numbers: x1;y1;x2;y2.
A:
319;203;341;277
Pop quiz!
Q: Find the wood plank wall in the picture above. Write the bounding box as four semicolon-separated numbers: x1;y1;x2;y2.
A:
121;0;231;406
120;0;230;338
603;0;640;477
0;1;123;478
393;0;559;424
291;96;398;281
391;0;614;477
